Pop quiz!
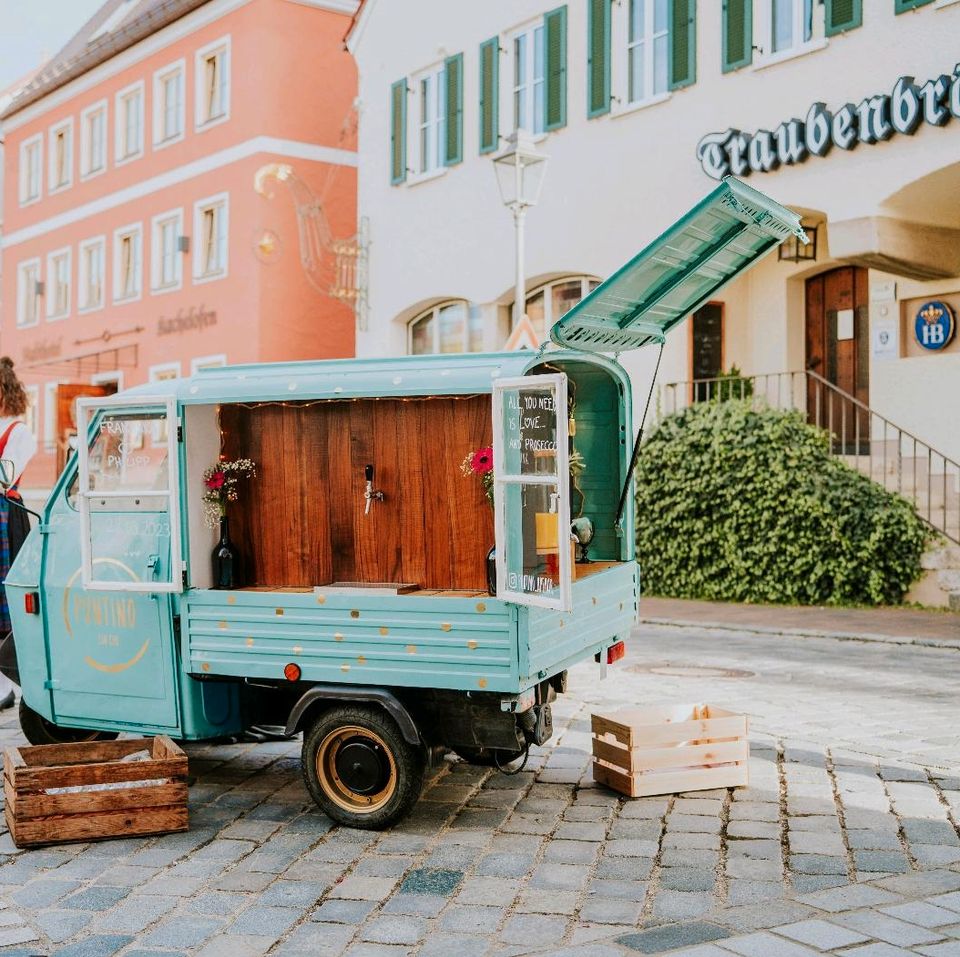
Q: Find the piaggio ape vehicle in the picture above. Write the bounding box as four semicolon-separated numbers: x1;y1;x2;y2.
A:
1;179;803;827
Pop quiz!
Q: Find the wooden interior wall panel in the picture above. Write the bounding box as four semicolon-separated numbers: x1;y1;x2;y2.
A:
219;397;493;590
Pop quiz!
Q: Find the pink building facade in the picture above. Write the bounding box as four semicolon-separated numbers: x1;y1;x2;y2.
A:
1;0;359;497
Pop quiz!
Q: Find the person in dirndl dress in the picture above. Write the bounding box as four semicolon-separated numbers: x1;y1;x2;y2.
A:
0;359;37;710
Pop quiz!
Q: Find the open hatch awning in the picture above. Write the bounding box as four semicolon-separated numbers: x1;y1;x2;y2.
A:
549;177;807;354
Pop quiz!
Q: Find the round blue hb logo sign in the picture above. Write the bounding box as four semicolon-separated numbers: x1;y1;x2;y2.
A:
914;300;956;351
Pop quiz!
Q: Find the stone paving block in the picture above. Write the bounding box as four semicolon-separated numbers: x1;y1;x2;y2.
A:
880;901;960;927
616;920;729;953
554;821;607;842
274;921;355;956
9;878;80;908
141;914;227;948
792;875;850;893
95;893;178;932
660;848;719;869
605;839;659;858
847;829;904;850
61;885;131;911
52;934;132;957
595;855;655;881
726;839;780;860
842;944;930;956
663;833;722;851
32;908;94;943
875;871;960;897
675;799;724;815
608;819;662;840
726;821;779;840
439;904;505;934
381;893;447;917
930;892;960;913
543;840;600;865
668;815;722;834
775;918;870;949
516;889;579;915
226;905;301;941
529;863;591;891
343;943;414;956
833;910;946;946
312;897;378;923
790;854;849;875
903;820;960;846
659;867;717;893
719;930;822;956
587;879;648;901
579;896;643;925
215;869;276;893
914;845;960;867
258;879;328;908
726;880;785;905
788;832;846;855
501;814;556;835
397;867;463;896
500;913;567;943
188;891;254;916
728;802;779;823
330;875;399;900
855;850;911;873
619;799;669;819
725;858;783;882
716;900;817;932
361;915;428;945
914;943;960;957
651;890;715;921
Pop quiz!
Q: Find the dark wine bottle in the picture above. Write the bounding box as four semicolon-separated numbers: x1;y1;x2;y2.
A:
212;516;235;589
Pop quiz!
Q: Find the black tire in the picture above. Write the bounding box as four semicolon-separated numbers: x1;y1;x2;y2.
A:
452;746;525;768
302;705;425;830
18;700;119;747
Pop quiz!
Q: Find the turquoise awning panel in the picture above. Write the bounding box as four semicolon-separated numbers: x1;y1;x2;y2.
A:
549;177;807;354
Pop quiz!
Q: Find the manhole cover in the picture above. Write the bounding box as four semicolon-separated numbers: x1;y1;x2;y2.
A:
627;664;754;679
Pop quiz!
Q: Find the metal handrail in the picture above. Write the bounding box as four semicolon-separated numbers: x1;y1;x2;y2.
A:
660;369;960;545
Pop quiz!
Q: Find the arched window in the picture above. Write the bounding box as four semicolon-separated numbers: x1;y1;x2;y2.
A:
515;276;600;341
408;300;483;355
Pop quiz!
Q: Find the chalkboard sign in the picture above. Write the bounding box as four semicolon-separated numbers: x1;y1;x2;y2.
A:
504;388;559;476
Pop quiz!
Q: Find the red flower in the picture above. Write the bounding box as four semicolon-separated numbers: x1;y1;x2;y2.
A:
205;471;225;490
471;447;494;474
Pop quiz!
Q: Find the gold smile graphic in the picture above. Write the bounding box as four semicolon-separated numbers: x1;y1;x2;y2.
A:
63;560;151;674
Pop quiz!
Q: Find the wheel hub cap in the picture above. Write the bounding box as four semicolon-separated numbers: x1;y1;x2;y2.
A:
335;737;389;795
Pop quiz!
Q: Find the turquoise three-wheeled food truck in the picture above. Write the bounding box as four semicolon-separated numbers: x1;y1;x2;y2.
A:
1;179;803;828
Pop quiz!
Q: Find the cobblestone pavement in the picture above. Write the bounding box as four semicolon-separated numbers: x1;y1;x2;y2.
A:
0;625;958;956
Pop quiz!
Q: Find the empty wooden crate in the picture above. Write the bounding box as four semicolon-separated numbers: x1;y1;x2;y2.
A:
4;736;189;848
592;704;749;798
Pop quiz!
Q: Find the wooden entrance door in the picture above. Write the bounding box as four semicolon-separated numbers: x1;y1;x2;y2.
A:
56;383;117;475
804;267;869;451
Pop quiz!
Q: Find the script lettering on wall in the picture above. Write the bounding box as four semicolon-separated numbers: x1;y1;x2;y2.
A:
697;65;960;179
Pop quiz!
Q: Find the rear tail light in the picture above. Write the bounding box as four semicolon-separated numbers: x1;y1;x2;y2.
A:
24;593;39;615
606;641;625;665
283;662;301;682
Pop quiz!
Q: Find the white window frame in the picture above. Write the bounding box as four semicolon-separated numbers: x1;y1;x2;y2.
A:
91;370;125;391
754;0;826;68
190;354;227;374
150;362;182;382
18;133;43;206
114;80;145;165
516;276;601;340
195;35;231;131
46;246;72;321
43;381;64;453
510;21;546;135
78;236;106;313
16;258;42;328
408;300;484;355
413;63;445;177
76;394;183;594
492;373;572;611
609;0;672;115
193;192;229;283
80;100;108;179
153;58;186;148
151;208;184;293
48;117;74;193
113;222;143;303
24;386;39;440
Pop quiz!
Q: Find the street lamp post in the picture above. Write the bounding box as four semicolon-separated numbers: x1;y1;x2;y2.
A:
493;131;548;330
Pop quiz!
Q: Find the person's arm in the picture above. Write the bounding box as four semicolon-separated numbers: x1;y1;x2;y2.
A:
3;423;38;483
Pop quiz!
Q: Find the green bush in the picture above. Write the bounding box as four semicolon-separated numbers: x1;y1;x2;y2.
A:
634;400;929;606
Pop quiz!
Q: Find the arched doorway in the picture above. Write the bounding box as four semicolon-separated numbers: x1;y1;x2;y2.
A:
804;266;869;451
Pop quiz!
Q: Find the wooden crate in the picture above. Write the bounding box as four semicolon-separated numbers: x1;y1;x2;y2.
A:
592;704;749;798
4;736;189;848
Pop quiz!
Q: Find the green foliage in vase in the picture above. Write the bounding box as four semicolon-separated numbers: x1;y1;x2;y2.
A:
634;400;930;606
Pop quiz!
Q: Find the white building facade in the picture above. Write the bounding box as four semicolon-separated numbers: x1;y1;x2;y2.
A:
348;0;960;465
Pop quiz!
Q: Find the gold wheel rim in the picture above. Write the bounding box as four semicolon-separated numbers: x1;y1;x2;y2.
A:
316;725;397;814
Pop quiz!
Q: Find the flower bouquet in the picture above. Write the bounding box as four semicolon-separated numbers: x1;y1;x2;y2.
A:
460;446;494;507
202;458;256;527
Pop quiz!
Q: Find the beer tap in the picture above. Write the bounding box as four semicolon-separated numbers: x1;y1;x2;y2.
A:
364;464;384;515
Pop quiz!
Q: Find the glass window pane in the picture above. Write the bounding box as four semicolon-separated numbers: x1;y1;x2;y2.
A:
653;34;668;93
86;411;170;495
438;302;466;353
630;0;644;41
500;382;560;478
551;280;584;322
803;0;813;41
514;34;527;130
653;0;668;32
500;482;564;603
525;290;545;340
773;0;794;51
629;42;645;102
410;314;433;354
468;304;484;352
533;26;545;133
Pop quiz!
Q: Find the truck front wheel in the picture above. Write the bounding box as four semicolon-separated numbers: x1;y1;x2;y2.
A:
19;700;119;746
302;705;425;830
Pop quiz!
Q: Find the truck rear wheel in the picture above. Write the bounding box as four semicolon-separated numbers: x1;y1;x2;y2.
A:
302;705;424;830
19;700;119;746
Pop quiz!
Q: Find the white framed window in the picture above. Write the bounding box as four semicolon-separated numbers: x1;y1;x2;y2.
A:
91;370;124;392
622;0;669;105
151;208;184;292
150;362;182;383
414;65;445;175
513;276;601;342
195;36;230;130
46;247;72;320
19;134;43;205
193;192;228;281
44;381;64;453
771;0;814;53
24;386;39;440
511;22;546;134
79;236;106;312
153;59;185;146
16;259;42;328
115;80;144;163
48;118;74;192
190;354;227;373
80;100;108;178
409;300;483;355
113;223;143;302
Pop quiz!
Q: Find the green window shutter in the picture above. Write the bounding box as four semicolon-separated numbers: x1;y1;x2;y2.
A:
444;53;463;166
587;0;610;118
390;79;407;184
894;0;933;11
544;5;568;131
825;0;861;34
722;0;752;73
669;0;696;90
479;37;500;154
